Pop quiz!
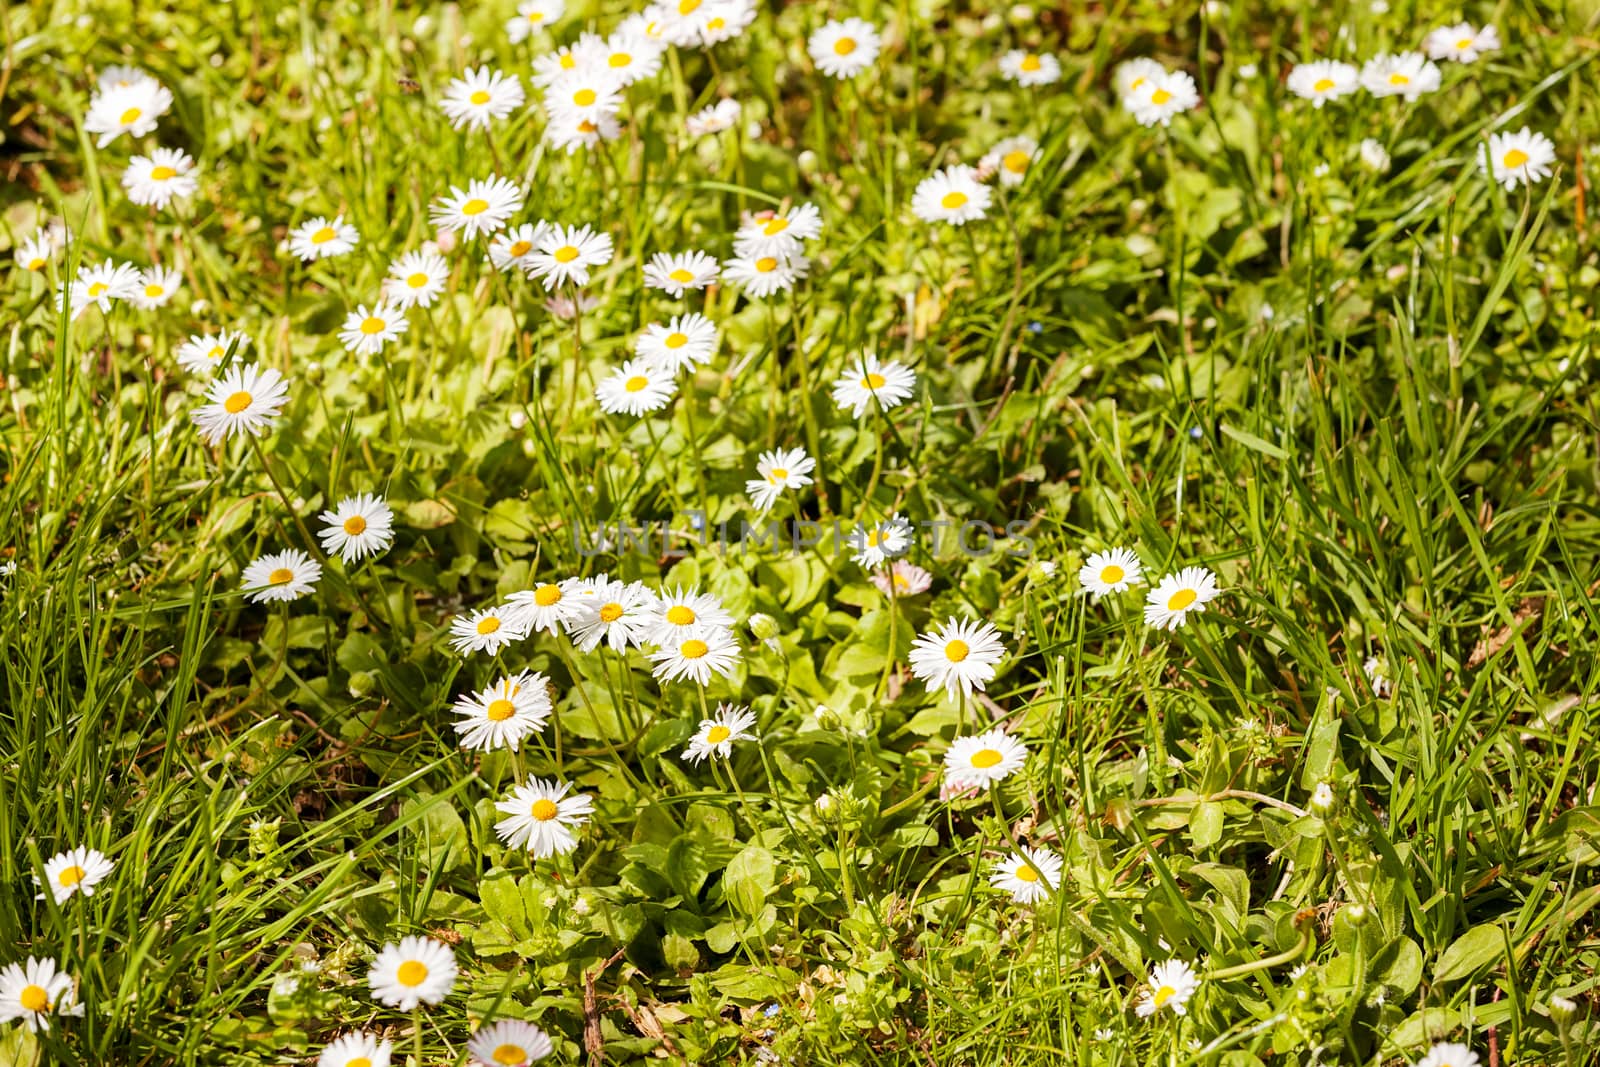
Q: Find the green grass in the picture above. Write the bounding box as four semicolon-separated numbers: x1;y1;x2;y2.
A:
3;0;1600;1064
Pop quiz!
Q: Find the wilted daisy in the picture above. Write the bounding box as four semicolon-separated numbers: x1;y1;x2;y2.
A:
488;223;550;273
871;560;933;597
36;846;115;904
122;147;198;208
682;703;758;763
385;250;449;309
1359;138;1392;173
176;330;248;374
61;259;141;318
687;97;741;136
449;606;529;655
525;223;613;289
318;493;395;563
84;77;172;146
192;363;289;444
1127;70;1199;126
645;586;736;644
1143;566;1221;630
849;513;913;568
733;203;823;260
506;580;589;635
643;250;721;297
745;446;815;513
569;577;656;652
831;354;917;417
506;0;564;44
319;1032;393;1067
288;215;359;262
467;1020;554;1067
808;18;882;79
15;232;55;273
129;266;181;310
911;164;991;225
999;49;1061;86
1115;57;1167;99
1416;1042;1480;1067
430;176;525;239
990;846;1063;904
911;617;1006;699
1360;53;1441;100
636;313;719;374
722;251;809;298
0;958;82;1033
241;549;322;603
440;66;526;130
594;359;677;416
943;728;1028;790
1079;547;1144;600
1286;60;1359;106
494;776;594;856
1424;23;1500;63
338;302;409;357
650;627;742;685
1135;959;1199;1017
979;135;1039;187
452;671;553;751
368;936;458;1011
1484;127;1555;190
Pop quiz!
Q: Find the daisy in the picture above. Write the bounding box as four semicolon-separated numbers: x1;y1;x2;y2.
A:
319;1032;394;1067
733;203;823;260
122;146;198;208
506;0;565;44
192;363;289;444
650;627;742;685
1127;70;1199;126
36;846;115;904
1114;57;1167;99
240;549;322;604
338;302;409;357
990;846;1063;904
943;728;1028;790
440;66;526;130
595;360;678;416
385;250;449;309
1079;547;1144;600
287;215;359;262
318;493;395;563
0;957;82;1033
999;49;1061;86
681;703;758;763
870;560;933;597
15;232;55;272
84;77;172;146
745;446;815;513
848;513;913;568
488;222;551;273
722;251;808;298
1286;60;1359;106
494;776;594;857
176;330;249;374
700;0;760;46
531;43;588;90
1416;1042;1480;1067
449;606;529;655
910;617;1007;699
452;671;553;751
430;176;525;239
808;18;882;79
129;265;182;310
1360;53;1441;100
830;354;917;417
1424;23;1500;63
467;1020;554;1067
979;135;1039;187
598;30;665;85
1143;566;1221;630
636;313;719;374
686;98;741;136
910;165;991;225
568;577;656;652
644;586;736;644
368;936;458;1011
643;250;721;297
544;70;624;126
505;579;589;635
525;223;613;290
544;109;623;154
98;65;156;91
63;259;141;318
1135;959;1199;1017
1484;127;1556;191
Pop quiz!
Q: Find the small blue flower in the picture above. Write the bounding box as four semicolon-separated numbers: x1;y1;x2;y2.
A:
1188;426;1203;440
1027;321;1043;334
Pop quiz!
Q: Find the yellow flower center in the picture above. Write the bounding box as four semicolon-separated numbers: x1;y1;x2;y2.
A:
679;0;700;12
407;272;429;288
768;467;788;483
1129;76;1147;91
359;316;386;335
945;639;970;662
461;198;489;216
1456;37;1474;50
26;257;44;270
224;390;253;414
120;106;142;125
624;375;649;393
1167;589;1198;611
940;191;968;210
470;89;491;105
150;165;177;180
349;1059;372;1067
1020;55;1041;72
1100;565;1124;584
493;1046;529;1066
18;985;49;1013
706;16;725;30
763;218;790;236
834;37;857;56
144;284;164;298
508;240;532;257
554;245;579;263
892;574;910;590
268;568;295;585
664;332;688;349
609;53;632;68
560;54;577;69
534;584;562;606
669;268;694;282
87;282;108;297
477;616;502;635
1002;150;1030;173
1503;148;1529;168
666;605;695;625
1151;88;1173;104
861;372;887;389
528;10;544;21
207;346;224;360
599;602;624;622
1388;73;1409;86
706;725;731;743
59;865;86;886
1153;985;1177;1007
486;698;517;722
681;638;709;659
573;88;597;107
970;748;1002;769
311;226;335;244
1015;864;1039;883
1312;78;1335;93
343;515;367;535
530;798;559;821
396;960;429;987
865;530;884;546
755;256;778;273
578;119;598;133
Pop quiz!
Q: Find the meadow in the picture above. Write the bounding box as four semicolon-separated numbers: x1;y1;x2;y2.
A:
2;0;1599;1064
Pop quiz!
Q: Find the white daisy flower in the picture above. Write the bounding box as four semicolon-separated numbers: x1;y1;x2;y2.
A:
808;18;882;79
288;215;359;262
240;549;321;604
686;97;741;137
35;846;115;904
596;359;678;416
943;728;1028;790
911;617;1007;700
910;164;991;225
525;223;613;290
722;251;808;298
440;66;526;130
97;65;156;91
830;354;917;417
990;846;1063;903
129;266;182;310
643;250;721;297
60;259;141;318
544;108;624;154
733;202;823;261
1286;60;1359;106
1416;1042;1480;1067
0;957;82;1033
681;703;758;763
1135;959;1199;1017
1484;127;1556;191
1078;547;1144;600
597;30;665;85
494;776;594;857
745;446;815;513
1360;52;1441;100
531;42;591;90
430;176;525;239
192;363;289;444
544;70;624;126
449;606;529;655
319;1032;394;1067
338;302;409;357
467;1020;554;1067
1126;69;1200;126
506;0;565;44
488;222;551;273
15;232;55;272
635;313;719;375
569;578;656;652
452;671;553;751
505;579;589;636
848;513;913;568
122;146;198;208
979;135;1039;187
999;49;1061;86
176;330;249;374
1143;566;1221;630
1114;57;1167;98
650;626;742;685
84;78;172;146
317;493;395;563
697;0;759;46
1424;23;1500;63
367;936;458;1011
385;250;450;309
644;586;735;645
870;560;933;597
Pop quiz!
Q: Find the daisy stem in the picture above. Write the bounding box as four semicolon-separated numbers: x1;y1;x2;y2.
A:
680;380;710;516
787;295;829;516
413;1005;424;1065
